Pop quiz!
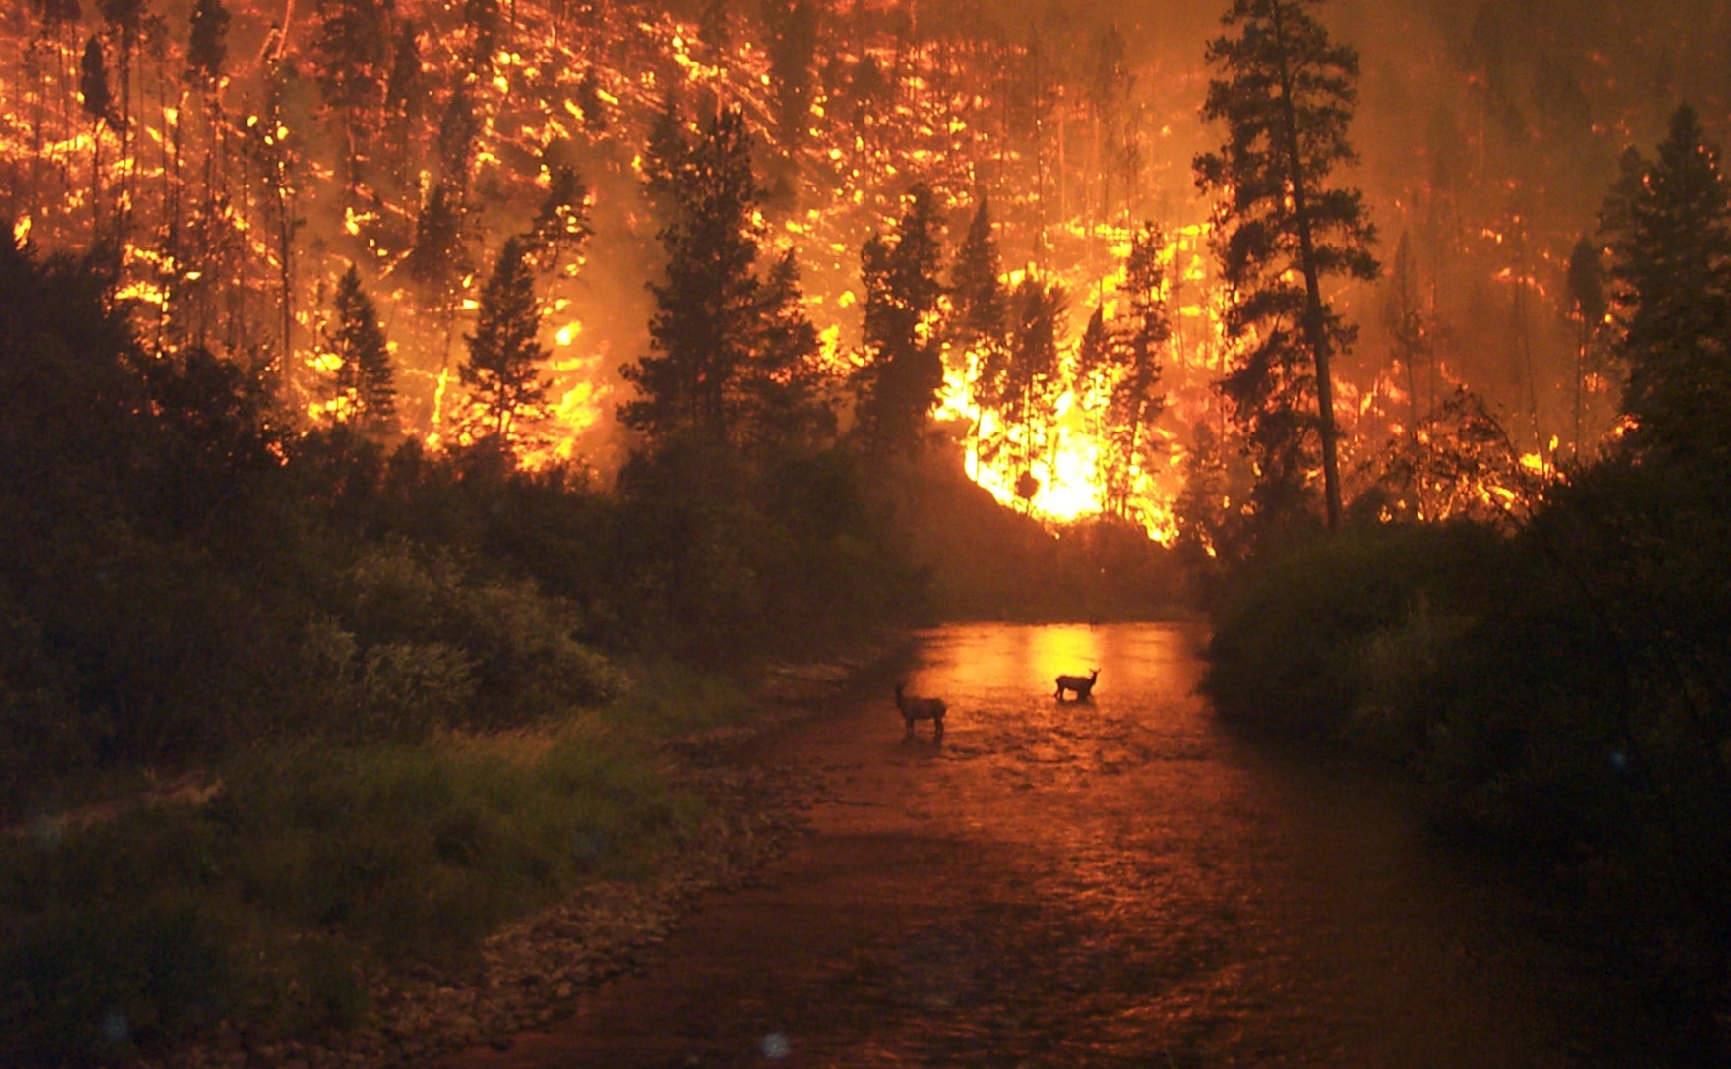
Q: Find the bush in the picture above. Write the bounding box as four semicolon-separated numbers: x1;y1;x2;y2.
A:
1200;521;1502;738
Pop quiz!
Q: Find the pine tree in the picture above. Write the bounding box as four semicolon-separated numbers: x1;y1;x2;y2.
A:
437;85;480;193
405;180;468;304
1600;103;1731;460
1193;0;1379;531
527;165;593;274
1565;234;1608;461
1383;231;1432;444
382;19;424;173
327;264;397;435
79;35;113;244
762;0;820;150
744;250;835;457
462;236;550;443
1002;274;1067;504
855;185;946;455
620;106;765;443
950;198;1008;358
1101;222;1170;517
314;0;388;192
186;0;228;86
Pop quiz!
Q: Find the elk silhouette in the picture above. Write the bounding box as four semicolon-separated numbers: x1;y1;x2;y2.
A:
1054;669;1099;701
893;681;946;741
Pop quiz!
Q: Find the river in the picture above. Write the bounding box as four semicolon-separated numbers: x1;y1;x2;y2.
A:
446;622;1686;1068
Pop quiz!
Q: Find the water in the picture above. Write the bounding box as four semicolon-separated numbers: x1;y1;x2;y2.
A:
452;623;1684;1069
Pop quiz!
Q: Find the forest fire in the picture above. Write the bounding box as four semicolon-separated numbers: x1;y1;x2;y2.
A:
0;0;1723;539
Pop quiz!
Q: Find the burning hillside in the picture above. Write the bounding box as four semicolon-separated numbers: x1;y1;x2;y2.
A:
1;0;1726;538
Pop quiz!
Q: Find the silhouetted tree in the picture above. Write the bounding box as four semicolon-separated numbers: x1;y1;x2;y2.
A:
461;236;550;443
186;0;228;85
314;0;389;193
1600;103;1731;460
78;35;113;243
1194;0;1379;531
855;185;945;454
762;0;820;150
382;19;424;173
1101;223;1170;517
1564;234;1608;460
526;165;593;274
620;107;764;443
326;264;397;435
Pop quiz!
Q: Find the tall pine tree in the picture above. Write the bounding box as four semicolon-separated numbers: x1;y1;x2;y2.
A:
1194;0;1378;531
461;236;550;444
855;185;946;455
620;106;764;443
1600;103;1731;461
327;264;397;436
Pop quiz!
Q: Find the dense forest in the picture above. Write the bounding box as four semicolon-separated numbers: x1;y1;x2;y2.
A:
2;0;1729;1062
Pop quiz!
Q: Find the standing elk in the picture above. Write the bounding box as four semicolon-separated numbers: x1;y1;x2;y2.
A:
1055;669;1099;701
893;681;947;741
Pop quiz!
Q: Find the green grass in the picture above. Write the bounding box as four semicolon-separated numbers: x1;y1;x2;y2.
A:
0;719;700;1065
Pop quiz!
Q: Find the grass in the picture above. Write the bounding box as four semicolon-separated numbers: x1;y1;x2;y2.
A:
0;716;702;1066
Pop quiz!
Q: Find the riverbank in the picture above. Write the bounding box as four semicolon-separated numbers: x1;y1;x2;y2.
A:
2;641;908;1069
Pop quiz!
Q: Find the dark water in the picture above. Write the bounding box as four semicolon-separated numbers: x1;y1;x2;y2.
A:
454;623;1684;1069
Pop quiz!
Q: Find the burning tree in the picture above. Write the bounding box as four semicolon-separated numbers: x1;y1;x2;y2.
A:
1194;0;1378;533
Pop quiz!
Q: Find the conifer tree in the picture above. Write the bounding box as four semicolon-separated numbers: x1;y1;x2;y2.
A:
382;19;424;173
855;185;946;454
950;198;1008;360
1101;223;1170;517
527;165;593;273
1565;234;1608;460
762;0;820;150
328;264;397;435
1194;0;1379;531
744;250;835;457
1001;275;1067;504
1383;231;1432;443
314;0;388;192
462;236;550;443
186;0;228;86
79;36;112;244
1600;103;1731;460
620;106;764;443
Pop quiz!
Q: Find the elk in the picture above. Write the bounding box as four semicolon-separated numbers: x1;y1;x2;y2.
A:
893;681;946;741
1055;669;1099;701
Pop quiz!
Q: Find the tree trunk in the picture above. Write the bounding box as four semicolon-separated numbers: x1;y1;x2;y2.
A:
1272;1;1342;530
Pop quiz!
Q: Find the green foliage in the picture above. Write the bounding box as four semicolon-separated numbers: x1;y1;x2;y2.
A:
1202;522;1499;738
0;732;692;1064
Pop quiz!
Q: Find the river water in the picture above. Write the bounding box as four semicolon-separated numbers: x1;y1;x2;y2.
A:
450;622;1685;1068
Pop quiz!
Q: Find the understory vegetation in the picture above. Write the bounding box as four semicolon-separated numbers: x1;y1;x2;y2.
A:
1203;101;1731;1043
0;207;1180;1062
